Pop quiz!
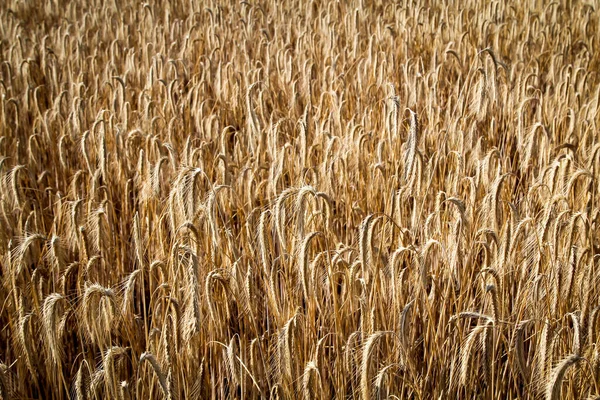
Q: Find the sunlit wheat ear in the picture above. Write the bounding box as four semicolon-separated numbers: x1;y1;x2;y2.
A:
298;231;322;302
271;144;287;198
47;234;65;273
10;164;26;208
246;82;262;154
176;221;201;264
27;134;41;170
13;233;46;277
58;132;69;170
23;210;37;235
140;352;171;400
481;319;494;385
103;346;127;397
295;185;317;240
537;320;553;386
361;331;392;400
206;185;230;263
73;360;91;400
472;67;487;121
496;174;516;229
244;266;260;324
456;321;493;388
16;310;38;385
88;205;109;255
545;354;582;400
84;255;102;281
149;259;166;283
315;191;333;232
565;169;594;200
132;212;145;269
359;214;376;279
481;48;500;107
248;335;260;376
299;117;308;167
121;269;141;317
68;197;84;241
174;167;205;223
568;312;581;355
400;300;415;351
274;187;297;250
98;129;107;180
205;269;229;326
179;246;200;341
82;283;117;347
588;305;600;346
366;215;384;272
225;335;240;388
188;355;204;399
449;217;464;289
302;361;321;400
80;130;93;174
387;91;400;141
78;226;91;261
523;123;548;169
513;319;533;384
151;156;169;197
258;208;272;277
277;311;302;390
403;109;419;182
42;293;68;367
485;284;500;322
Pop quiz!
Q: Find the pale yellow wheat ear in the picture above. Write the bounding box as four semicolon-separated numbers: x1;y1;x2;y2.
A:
103;346;128;398
302;361;322;400
457;322;490;388
403;108;419;183
512;319;533;384
298;231;322;302
179;245;201;341
16;310;38;387
42;293;68;367
81;283;117;348
121;269;141;318
361;331;395;400
545;354;582;400
246;81;262;156
139;352;171;400
72;360;91;400
472;67;488;121
536;320;553;391
386;83;400;142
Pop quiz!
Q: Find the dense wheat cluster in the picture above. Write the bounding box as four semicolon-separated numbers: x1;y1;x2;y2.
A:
1;0;600;398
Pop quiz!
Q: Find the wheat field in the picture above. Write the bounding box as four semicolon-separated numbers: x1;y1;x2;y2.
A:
0;0;599;398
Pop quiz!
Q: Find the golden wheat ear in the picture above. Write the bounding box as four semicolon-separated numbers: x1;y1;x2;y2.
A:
545;355;583;400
